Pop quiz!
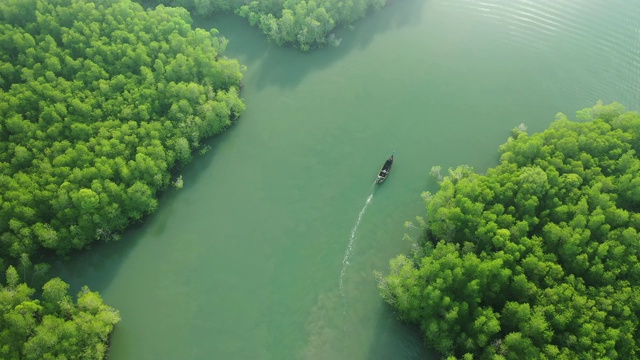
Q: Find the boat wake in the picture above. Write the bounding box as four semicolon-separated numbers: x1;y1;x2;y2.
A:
338;192;374;305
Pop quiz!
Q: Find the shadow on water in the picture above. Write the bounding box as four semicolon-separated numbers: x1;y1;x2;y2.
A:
188;0;428;90
53;120;240;293
53;213;151;293
56;0;428;318
366;304;439;360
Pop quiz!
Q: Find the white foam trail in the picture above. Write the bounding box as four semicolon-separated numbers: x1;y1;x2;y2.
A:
339;193;374;298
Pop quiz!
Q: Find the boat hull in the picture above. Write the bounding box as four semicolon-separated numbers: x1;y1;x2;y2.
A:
376;154;394;184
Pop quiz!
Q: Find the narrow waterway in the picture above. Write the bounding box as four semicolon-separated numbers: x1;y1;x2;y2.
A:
57;0;640;358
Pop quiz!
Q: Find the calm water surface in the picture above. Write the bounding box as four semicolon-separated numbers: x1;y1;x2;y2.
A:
56;0;640;358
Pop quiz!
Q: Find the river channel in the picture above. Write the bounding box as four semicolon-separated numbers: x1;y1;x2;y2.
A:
56;0;640;358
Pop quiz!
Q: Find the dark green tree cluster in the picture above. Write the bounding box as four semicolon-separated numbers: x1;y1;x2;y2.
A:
0;0;245;259
154;0;388;50
378;102;640;359
0;266;120;359
238;0;389;50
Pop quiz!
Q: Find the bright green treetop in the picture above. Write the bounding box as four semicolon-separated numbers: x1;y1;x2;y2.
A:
0;0;245;259
152;0;389;50
0;268;121;360
378;102;640;359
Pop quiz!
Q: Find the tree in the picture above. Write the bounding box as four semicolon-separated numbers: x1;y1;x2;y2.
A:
1;1;246;357
153;0;390;50
379;103;640;358
0;0;245;259
0;275;120;360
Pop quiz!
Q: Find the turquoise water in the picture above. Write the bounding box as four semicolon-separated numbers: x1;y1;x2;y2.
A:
56;0;640;358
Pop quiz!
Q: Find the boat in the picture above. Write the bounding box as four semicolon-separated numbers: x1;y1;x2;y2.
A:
376;153;394;184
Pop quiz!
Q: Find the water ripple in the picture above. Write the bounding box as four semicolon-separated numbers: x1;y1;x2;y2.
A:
441;0;640;109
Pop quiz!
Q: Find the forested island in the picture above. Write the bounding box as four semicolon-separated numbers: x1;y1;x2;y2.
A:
378;102;640;359
2;0;639;358
149;0;390;50
0;0;244;356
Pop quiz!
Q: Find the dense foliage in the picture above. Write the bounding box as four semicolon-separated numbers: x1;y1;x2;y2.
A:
378;103;640;359
0;0;245;260
155;0;388;50
0;266;120;359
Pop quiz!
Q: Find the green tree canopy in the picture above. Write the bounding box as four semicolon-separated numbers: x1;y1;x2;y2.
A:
378;102;640;359
0;269;120;360
0;0;245;259
150;0;388;50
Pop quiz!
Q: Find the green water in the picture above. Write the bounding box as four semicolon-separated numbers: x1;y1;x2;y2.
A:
56;0;640;358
